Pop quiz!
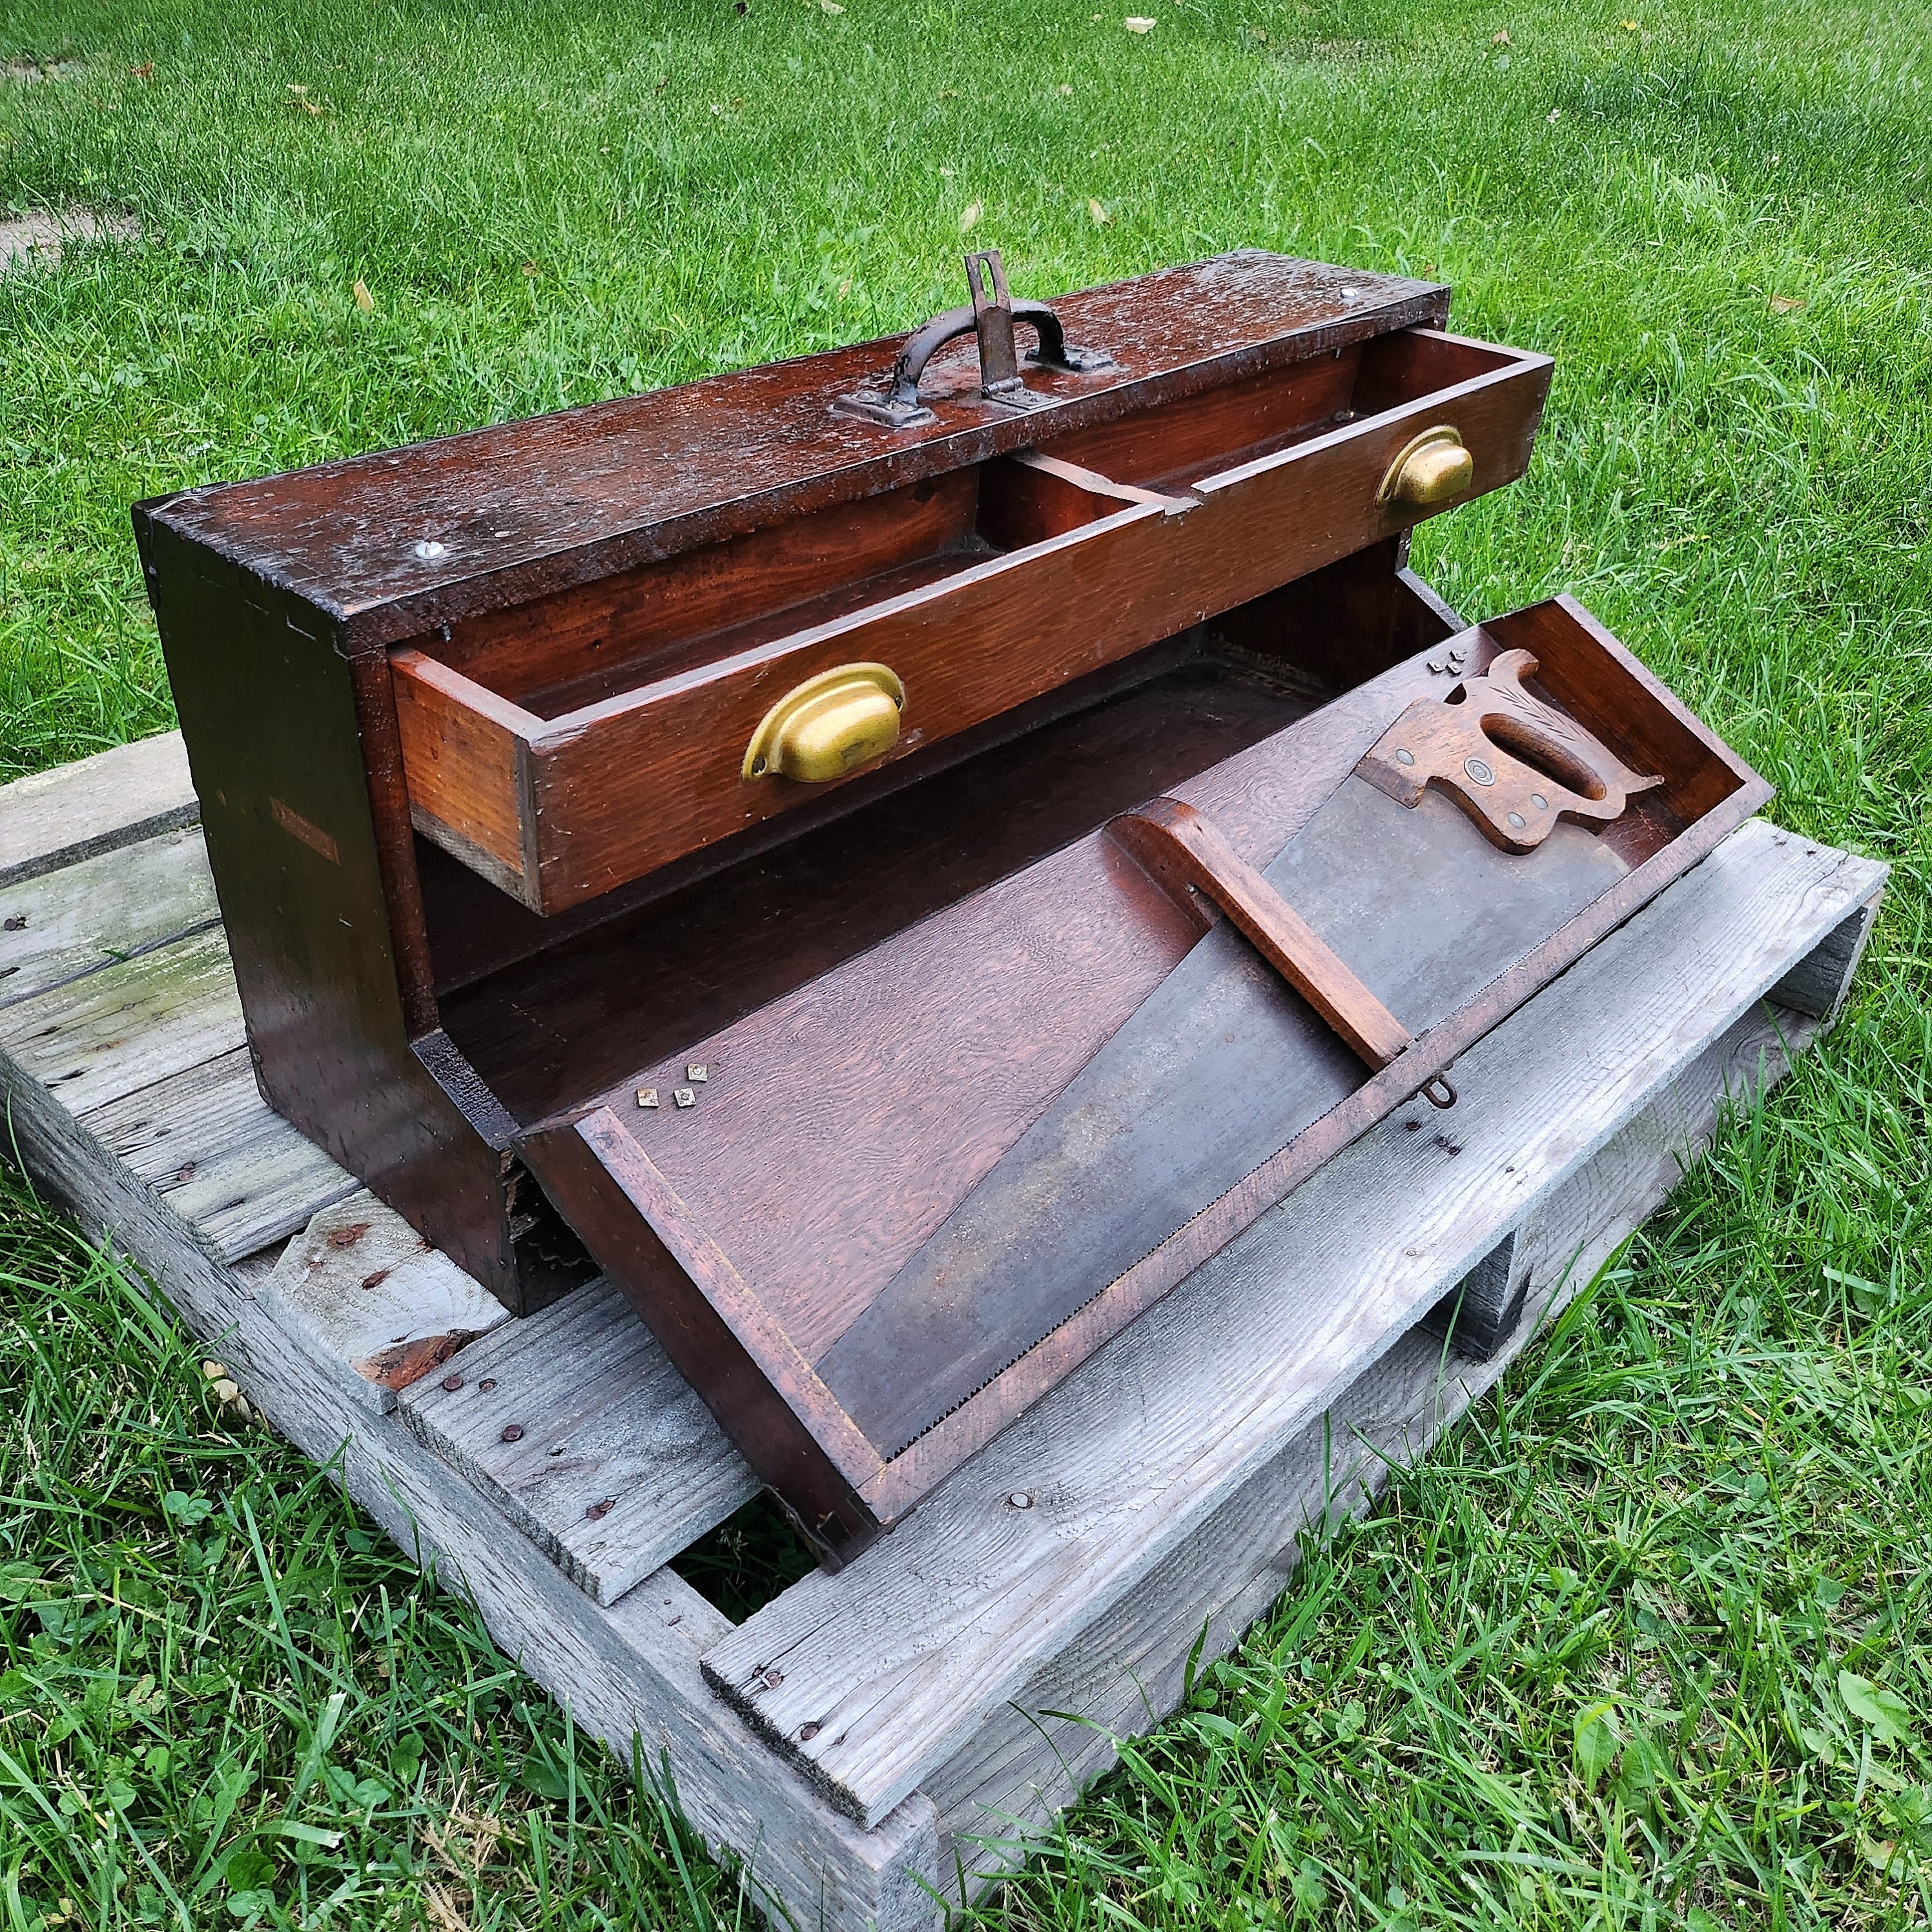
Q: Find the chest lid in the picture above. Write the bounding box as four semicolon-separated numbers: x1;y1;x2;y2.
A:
138;251;1446;649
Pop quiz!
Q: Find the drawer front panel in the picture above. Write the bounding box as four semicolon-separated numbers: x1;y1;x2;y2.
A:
396;330;1553;915
1179;331;1552;610
522;497;1184;912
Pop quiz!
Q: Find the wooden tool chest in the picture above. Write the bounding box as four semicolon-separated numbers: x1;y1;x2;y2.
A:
135;250;1767;1560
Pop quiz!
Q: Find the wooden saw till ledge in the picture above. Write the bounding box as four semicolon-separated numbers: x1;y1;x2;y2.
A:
134;249;1770;1559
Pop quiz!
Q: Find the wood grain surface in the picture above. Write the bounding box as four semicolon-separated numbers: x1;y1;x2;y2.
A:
1105;795;1413;1067
0;823;218;1010
387;329;1548;912
924;993;1827;1895
397;1276;759;1605
0;735;1882;1931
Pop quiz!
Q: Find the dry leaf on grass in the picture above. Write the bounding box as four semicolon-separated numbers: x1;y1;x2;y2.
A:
1125;15;1158;30
1769;294;1805;314
959;199;983;234
422;1885;468;1932
353;278;374;311
1492;28;1511;44
1088;197;1111;224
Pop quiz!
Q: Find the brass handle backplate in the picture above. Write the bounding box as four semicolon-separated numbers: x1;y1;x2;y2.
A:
1378;425;1475;508
743;663;906;783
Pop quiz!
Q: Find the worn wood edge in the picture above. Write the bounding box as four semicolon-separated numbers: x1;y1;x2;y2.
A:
926;997;1818;1895
0;731;198;889
703;821;1887;1825
391;649;540;907
1768;890;1883;1025
0;1022;944;1932
258;1190;515;1416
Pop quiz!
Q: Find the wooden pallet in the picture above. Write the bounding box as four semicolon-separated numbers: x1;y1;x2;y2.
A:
1;733;1885;1929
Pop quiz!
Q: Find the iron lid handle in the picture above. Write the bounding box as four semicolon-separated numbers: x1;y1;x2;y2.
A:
836;250;1115;428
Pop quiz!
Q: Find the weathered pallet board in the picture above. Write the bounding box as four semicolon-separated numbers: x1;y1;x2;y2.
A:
0;728;194;889
83;1045;360;1262
398;1277;760;1605
262;1191;515;1413
0;822;217;1010
702;819;1886;1828
0;921;243;1116
0;736;1886;1932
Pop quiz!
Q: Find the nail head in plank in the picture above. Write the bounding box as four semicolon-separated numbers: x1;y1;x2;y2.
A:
398;1277;759;1605
701;820;1886;1827
0;730;197;888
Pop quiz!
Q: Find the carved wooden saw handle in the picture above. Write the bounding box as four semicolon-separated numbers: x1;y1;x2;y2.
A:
1355;647;1662;854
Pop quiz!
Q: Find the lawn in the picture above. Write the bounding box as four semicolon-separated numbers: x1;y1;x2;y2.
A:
2;0;1929;1925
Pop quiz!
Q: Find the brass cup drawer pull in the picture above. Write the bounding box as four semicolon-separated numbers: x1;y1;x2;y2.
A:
743;663;907;783
1378;425;1475;508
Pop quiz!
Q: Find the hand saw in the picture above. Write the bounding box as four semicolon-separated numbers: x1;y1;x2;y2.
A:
815;646;1663;1457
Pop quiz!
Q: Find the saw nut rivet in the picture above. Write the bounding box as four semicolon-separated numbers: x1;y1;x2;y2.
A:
1531;792;1548;810
673;1087;696;1109
687;1064;708;1083
1508;811;1526;828
1395;748;1416;766
1463;755;1497;786
637;1087;659;1109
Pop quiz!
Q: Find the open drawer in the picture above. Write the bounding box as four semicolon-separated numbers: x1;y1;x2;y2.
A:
393;324;1552;916
503;593;1769;1556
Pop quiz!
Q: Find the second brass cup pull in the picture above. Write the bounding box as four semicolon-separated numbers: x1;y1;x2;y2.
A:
1378;425;1475;509
743;664;906;783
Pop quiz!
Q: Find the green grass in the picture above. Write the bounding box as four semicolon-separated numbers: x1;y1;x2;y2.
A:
1;0;1928;1924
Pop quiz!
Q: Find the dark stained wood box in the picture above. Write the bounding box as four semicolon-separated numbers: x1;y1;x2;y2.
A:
135;252;1767;1559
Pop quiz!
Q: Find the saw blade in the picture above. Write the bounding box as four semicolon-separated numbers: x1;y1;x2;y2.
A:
816;773;1630;1457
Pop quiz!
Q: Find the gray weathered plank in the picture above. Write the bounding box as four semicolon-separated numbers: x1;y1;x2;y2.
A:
702;819;1887;1827
0;923;243;1116
81;1045;359;1262
0;823;218;1010
0;972;944;1932
259;1192;515;1414
399;1277;760;1606
923;995;1817;1894
0;730;197;889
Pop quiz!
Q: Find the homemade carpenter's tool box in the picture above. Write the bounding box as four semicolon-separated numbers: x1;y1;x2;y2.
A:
4;464;1885;1932
131;251;1780;1565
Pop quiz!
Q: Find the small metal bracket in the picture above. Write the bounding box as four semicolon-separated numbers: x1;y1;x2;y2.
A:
834;249;1116;428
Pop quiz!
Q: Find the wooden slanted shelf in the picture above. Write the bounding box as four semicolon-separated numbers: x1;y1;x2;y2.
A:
135;249;1765;1559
